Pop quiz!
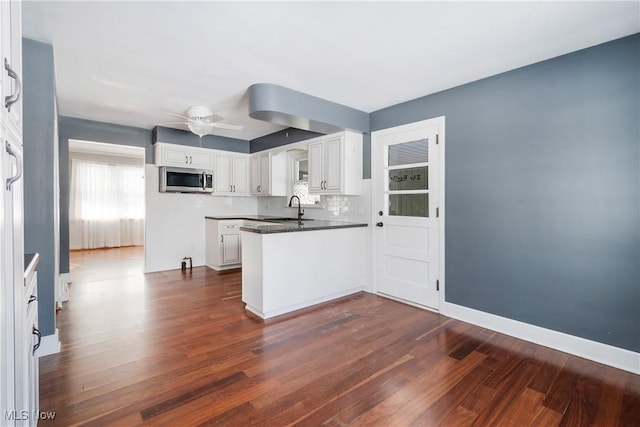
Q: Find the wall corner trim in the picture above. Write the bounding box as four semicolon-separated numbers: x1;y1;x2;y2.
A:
441;302;640;375
36;328;61;357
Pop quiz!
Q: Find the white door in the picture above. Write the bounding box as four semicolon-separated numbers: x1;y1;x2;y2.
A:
250;155;261;194
221;232;241;265
232;155;249;195
162;146;190;167
190;150;213;169
259;154;270;194
323;136;342;191
214;154;232;193
2;0;22;137
372;117;444;310
308;140;324;192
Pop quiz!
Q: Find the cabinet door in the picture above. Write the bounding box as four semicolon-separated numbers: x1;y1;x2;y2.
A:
28;321;39;418
1;0;22;139
161;146;190;167
221;233;241;265
214;154;233;194
308;140;324;193
233;155;249;195
259;154;270;194
323;136;343;191
190;149;213;169
250;155;261;194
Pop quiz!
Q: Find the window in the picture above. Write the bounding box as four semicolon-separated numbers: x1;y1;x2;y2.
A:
386;139;429;217
288;149;320;206
69;160;145;249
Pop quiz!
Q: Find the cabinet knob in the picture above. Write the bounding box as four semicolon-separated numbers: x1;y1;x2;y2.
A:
376;222;384;227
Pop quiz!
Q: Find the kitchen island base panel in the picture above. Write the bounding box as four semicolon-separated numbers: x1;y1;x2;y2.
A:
244;287;363;319
241;227;368;319
206;263;241;271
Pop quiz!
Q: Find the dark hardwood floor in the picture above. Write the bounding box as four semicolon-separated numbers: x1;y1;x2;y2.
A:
39;247;639;426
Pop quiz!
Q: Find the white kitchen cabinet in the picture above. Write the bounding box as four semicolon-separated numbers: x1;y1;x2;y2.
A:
19;257;39;427
250;151;286;196
221;229;241;265
154;142;214;170
308;130;363;195
206;219;243;270
2;128;30;426
1;0;22;140
214;153;249;195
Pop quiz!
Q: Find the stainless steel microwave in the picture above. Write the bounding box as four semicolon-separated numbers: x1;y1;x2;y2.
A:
159;166;214;193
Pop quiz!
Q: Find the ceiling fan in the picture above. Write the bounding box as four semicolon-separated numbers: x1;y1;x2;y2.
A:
163;106;243;137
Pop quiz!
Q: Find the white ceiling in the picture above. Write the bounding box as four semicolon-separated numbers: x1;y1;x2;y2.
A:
22;1;640;141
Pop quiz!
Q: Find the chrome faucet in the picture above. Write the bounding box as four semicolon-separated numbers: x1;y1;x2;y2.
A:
288;195;304;221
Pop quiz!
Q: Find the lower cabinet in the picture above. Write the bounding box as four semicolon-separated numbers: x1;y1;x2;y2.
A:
16;256;39;426
206;219;243;270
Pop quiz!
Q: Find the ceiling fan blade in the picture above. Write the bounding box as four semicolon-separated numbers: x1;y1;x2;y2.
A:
212;122;243;130
166;111;192;120
201;113;225;123
157;121;188;126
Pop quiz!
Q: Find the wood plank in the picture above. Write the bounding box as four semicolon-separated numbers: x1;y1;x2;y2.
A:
37;247;639;426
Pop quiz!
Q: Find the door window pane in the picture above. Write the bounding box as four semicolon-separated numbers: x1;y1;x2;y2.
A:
389;194;429;217
389;166;428;191
388;139;428;166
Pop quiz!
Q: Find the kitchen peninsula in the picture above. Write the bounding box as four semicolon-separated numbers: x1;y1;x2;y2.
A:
240;219;368;319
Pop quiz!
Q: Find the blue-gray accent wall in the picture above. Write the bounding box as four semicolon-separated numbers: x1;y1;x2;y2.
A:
371;34;640;352
249;83;369;134
154;126;250;153
23;38;57;336
250;127;324;153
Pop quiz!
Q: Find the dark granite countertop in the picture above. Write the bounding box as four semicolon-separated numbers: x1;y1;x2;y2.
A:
205;215;297;221
240;219;368;234
24;253;39;278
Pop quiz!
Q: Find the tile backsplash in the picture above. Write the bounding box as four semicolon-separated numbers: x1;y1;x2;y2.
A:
257;179;371;223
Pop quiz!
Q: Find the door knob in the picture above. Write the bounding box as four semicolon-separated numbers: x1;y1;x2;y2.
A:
376;222;384;227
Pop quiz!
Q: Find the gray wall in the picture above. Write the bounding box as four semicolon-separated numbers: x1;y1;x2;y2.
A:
371;34;640;352
248;83;369;134
250;127;323;153
154;126;250;153
23;38;57;336
58;117;153;275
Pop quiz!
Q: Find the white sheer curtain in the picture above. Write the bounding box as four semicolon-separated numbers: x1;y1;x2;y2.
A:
69;160;145;249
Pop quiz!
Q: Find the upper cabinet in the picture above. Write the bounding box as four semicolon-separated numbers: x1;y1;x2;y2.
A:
250;152;286;196
1;0;22;140
308;130;362;195
154;142;214;170
214;152;249;196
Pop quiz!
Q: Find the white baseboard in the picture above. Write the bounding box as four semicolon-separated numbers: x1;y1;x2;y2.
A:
58;273;72;307
36;329;61;357
247;287;364;319
441;302;639;375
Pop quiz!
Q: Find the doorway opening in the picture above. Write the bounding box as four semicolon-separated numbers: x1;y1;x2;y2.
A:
66;140;146;296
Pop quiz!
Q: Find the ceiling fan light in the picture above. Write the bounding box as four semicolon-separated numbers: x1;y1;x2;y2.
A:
187;105;213;120
187;122;214;137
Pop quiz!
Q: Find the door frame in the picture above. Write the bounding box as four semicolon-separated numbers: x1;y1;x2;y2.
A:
371;116;446;312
